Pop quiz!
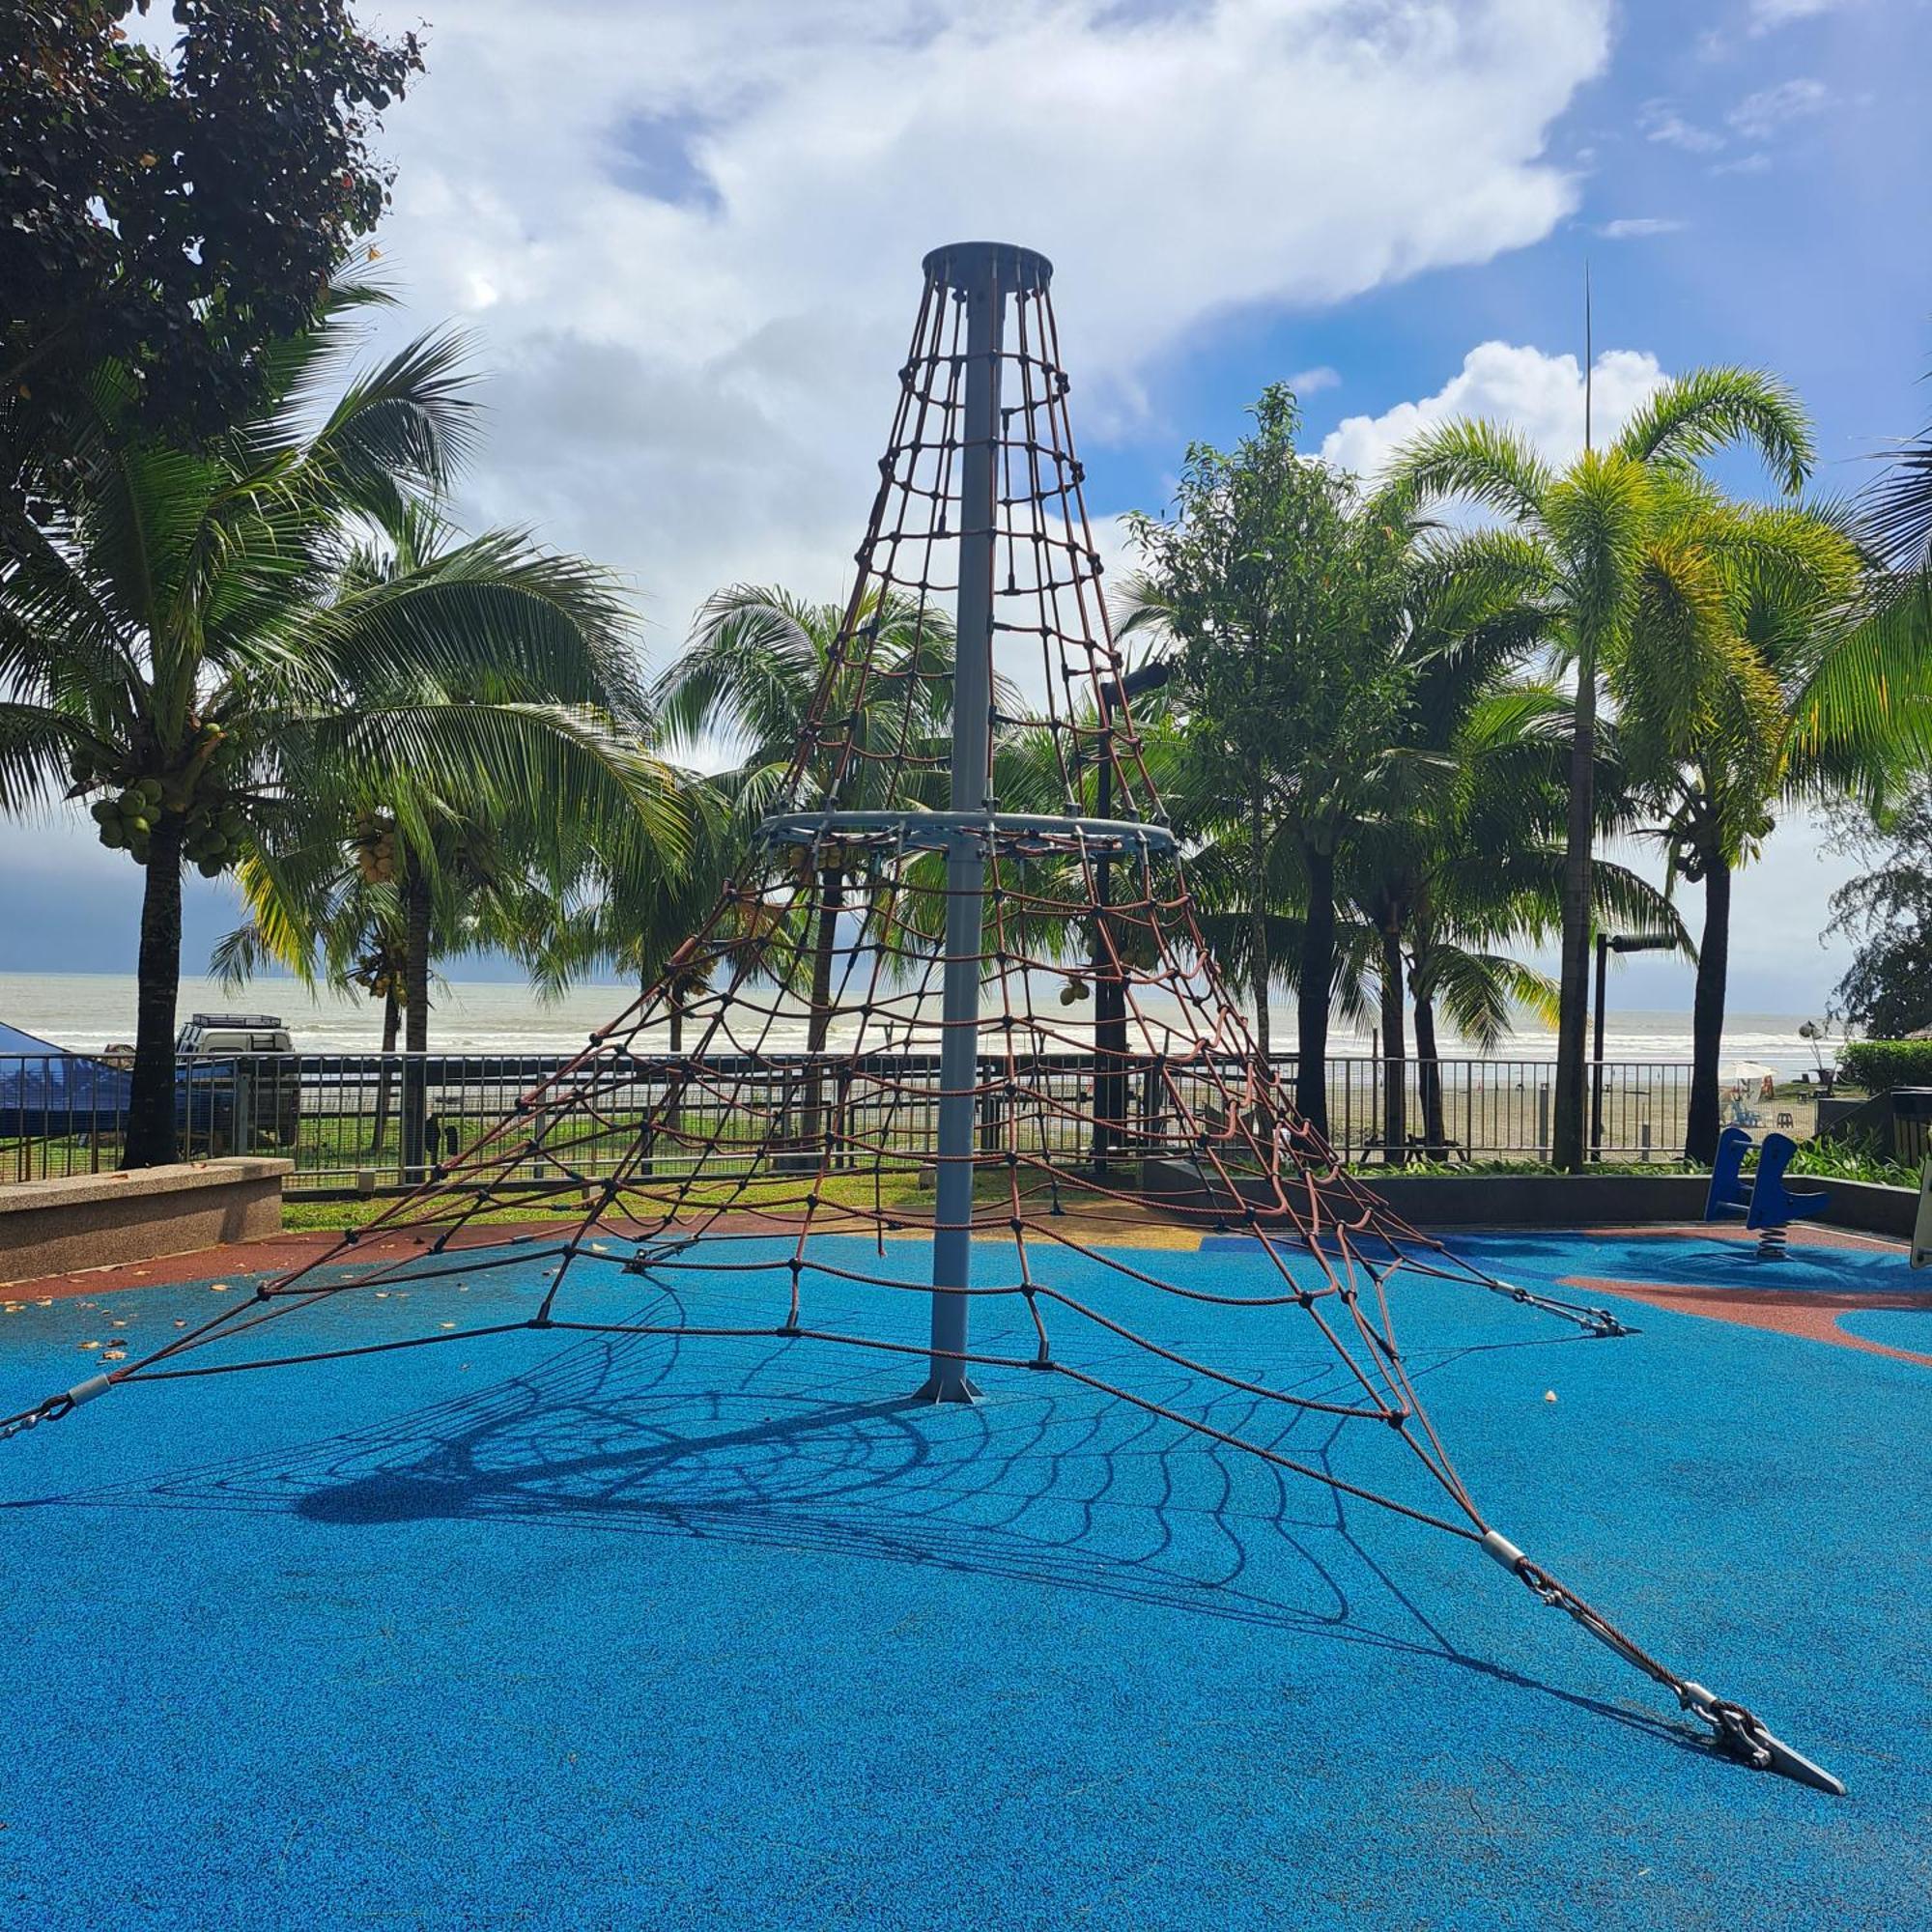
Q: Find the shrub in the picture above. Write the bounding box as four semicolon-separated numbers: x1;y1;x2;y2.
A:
1787;1139;1920;1189
1835;1039;1932;1093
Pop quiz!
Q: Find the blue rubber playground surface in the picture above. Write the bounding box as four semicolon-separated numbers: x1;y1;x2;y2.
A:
1;1225;1926;1929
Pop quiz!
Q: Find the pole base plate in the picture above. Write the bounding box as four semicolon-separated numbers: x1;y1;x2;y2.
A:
911;1371;982;1405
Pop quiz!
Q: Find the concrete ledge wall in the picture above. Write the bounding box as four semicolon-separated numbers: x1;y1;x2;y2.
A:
1138;1158;1916;1237
1822;1178;1919;1239
0;1159;292;1285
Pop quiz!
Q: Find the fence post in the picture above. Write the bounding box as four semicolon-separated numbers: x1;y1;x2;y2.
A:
233;1055;256;1154
1536;1080;1551;1163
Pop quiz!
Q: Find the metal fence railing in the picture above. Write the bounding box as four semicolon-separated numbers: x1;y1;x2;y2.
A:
0;1048;1811;1199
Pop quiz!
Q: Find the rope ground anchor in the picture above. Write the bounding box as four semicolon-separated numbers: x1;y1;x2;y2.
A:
0;1371;116;1443
1480;1530;1846;1796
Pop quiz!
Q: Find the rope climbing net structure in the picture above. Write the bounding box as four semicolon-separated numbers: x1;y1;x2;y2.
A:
5;242;1840;1794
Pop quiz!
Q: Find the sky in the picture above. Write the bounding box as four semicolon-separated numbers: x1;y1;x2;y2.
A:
7;0;1930;1015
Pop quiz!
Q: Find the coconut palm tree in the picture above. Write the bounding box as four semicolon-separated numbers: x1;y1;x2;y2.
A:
525;768;736;1053
1612;484;1900;1159
0;302;672;1165
1389;369;1815;1169
655;583;956;1144
1349;672;1688;1159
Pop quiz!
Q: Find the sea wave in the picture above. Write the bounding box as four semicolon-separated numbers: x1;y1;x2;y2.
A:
0;973;1842;1072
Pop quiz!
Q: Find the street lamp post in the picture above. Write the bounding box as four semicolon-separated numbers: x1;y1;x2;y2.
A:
1592;930;1677;1159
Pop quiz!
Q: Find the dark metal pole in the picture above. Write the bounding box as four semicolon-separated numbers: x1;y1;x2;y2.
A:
1093;660;1165;1177
1094;687;1118;1172
920;244;1013;1403
1592;930;1607;1161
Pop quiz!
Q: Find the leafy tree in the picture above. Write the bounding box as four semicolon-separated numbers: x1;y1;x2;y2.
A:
2;0;422;510
1125;386;1412;1132
0;306;668;1167
1390;369;1814;1169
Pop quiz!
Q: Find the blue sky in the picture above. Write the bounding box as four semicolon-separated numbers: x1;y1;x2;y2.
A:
7;0;1929;1015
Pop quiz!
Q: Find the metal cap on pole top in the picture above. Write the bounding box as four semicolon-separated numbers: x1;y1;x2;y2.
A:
921;241;1054;296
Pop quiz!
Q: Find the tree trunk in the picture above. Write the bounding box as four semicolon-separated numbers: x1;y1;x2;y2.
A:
1247;794;1271;1062
1551;661;1597;1172
1378;921;1407;1163
400;854;432;1181
1413;982;1448;1156
1295;839;1334;1138
123;815;185;1169
1685;850;1732;1165
372;980;400;1153
667;974;685;1057
801;867;843;1153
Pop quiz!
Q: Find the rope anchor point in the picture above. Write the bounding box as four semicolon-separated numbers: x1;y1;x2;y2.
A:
1480;1530;1845;1796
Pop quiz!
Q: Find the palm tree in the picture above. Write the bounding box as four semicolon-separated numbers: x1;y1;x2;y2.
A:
655;583;955;1145
1390;370;1815;1169
213;861;412;1149
527;769;735;1053
1351;674;1687;1159
1613;484;1895;1159
0;303;671;1166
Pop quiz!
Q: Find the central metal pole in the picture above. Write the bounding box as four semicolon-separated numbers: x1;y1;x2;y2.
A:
1591;930;1608;1162
919;244;1010;1403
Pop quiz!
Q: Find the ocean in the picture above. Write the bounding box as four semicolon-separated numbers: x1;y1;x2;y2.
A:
0;971;1835;1074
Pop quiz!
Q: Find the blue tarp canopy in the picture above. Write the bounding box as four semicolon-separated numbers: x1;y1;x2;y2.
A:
0;1020;131;1136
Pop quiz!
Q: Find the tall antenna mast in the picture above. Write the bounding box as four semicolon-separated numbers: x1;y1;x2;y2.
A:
1583;259;1594;453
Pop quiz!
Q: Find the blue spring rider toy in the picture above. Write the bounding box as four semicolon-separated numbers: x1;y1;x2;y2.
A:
1704;1126;1830;1258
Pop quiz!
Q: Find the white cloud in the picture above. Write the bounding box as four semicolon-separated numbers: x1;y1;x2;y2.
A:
1728;76;1831;138
1638;99;1724;152
319;0;1612;668
1317;341;1667;484
1289;365;1342;396
1596;216;1687;239
1748;0;1854;31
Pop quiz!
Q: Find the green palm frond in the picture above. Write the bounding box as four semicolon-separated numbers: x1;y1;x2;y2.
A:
1788;570;1932;775
1386;419;1555;526
1611;366;1813;494
0;701;92;812
1410;944;1557;1049
307;327;481;503
316;531;643;718
1861;412;1932;573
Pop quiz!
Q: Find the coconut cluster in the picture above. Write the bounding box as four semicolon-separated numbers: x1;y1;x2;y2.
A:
88;780;248;874
183;800;249;878
88;779;164;865
353;813;399;884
